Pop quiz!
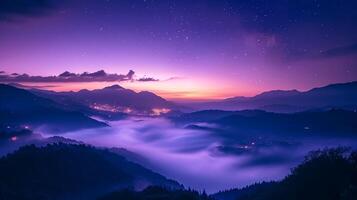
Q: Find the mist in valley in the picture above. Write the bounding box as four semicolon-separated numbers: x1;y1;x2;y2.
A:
34;117;357;193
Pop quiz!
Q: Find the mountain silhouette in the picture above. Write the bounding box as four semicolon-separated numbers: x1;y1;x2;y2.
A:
214;109;357;135
30;84;178;115
0;84;107;133
175;109;357;136
187;81;357;112
0;143;182;200
213;148;357;200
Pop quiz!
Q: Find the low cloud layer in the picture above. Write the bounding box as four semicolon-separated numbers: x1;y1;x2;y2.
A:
0;70;135;83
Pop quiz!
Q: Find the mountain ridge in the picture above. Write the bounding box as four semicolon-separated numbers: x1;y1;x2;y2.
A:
186;81;357;112
29;84;178;115
0;84;107;133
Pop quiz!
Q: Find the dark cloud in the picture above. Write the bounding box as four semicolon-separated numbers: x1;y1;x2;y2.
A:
321;43;357;58
7;82;58;89
137;77;159;82
165;77;184;81
0;0;58;21
0;70;135;83
135;76;183;82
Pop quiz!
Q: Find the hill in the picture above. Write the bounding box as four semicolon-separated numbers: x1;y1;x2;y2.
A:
175;109;357;136
30;84;178;116
0;84;107;133
213;148;357;200
0;143;182;200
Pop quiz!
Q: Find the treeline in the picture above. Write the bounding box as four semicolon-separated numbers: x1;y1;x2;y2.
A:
99;186;213;200
0;143;180;200
214;147;357;200
0;143;356;200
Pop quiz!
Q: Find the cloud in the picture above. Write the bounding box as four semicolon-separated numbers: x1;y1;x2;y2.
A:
135;76;185;82
0;70;135;83
320;43;357;58
164;77;185;81
7;83;58;89
0;0;58;21
137;77;159;82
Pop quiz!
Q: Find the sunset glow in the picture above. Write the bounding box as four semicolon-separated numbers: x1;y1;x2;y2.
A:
1;1;357;198
1;1;356;100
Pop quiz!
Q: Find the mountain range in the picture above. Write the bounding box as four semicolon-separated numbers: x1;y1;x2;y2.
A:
0;84;107;133
185;81;357;112
0;83;181;133
174;109;357;137
6;81;357;116
1;81;357;134
30;84;178;116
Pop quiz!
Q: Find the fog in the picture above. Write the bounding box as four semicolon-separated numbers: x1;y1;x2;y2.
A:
40;117;357;193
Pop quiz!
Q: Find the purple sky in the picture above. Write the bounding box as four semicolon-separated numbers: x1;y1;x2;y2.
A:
0;0;356;99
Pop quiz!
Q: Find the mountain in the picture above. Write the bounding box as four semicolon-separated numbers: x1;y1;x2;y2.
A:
0;84;107;133
186;81;357;113
30;84;179;116
174;109;357;136
173;109;268;124
0;143;182;200
213;148;357;200
214;109;357;135
172;110;238;124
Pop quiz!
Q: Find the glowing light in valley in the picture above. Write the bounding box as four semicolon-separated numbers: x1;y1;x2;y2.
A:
10;136;17;142
151;108;171;116
123;107;133;114
90;103;120;113
90;103;171;115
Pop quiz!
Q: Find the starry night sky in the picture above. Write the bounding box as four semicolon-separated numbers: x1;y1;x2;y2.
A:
0;0;356;99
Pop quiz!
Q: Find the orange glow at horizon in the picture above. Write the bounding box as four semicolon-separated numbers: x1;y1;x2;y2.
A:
14;79;258;101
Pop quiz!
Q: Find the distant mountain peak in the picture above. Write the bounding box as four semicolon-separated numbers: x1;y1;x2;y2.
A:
103;84;124;90
307;81;357;92
223;96;248;102
255;89;300;98
78;89;90;93
138;91;154;95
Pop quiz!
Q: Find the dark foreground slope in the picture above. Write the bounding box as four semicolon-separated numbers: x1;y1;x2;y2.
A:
213;148;357;200
0;143;181;200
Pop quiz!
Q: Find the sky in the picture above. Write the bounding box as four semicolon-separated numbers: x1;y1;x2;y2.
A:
0;0;357;100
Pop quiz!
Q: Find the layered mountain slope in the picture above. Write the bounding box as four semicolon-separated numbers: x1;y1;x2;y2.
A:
213;148;357;200
175;109;357;136
31;84;178;116
0;143;182;200
187;81;357;112
0;84;106;133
